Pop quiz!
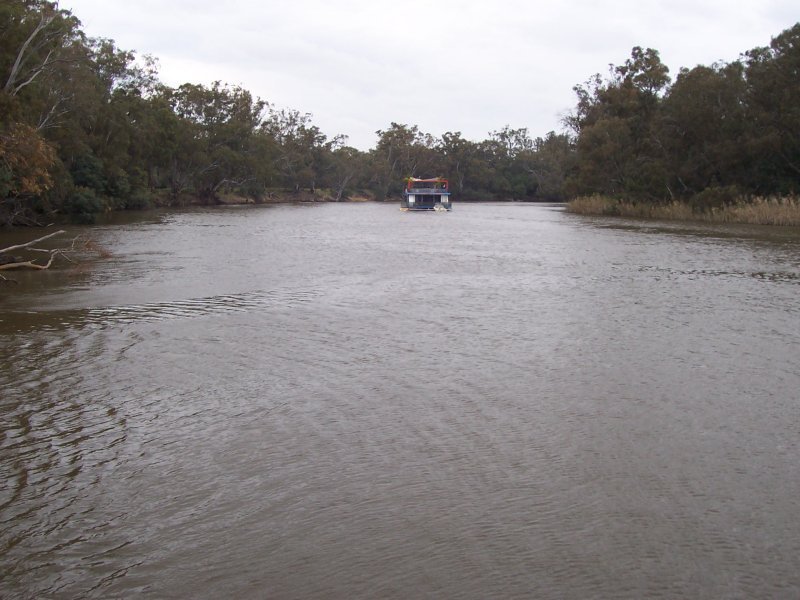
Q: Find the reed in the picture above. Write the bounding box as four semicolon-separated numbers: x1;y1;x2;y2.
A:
716;196;800;226
566;195;800;226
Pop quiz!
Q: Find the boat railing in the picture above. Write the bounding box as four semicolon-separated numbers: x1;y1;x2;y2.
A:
406;188;450;195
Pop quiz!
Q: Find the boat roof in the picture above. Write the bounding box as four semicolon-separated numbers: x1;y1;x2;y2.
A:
408;177;447;182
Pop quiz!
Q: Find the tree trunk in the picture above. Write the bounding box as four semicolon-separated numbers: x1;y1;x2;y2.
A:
4;11;56;96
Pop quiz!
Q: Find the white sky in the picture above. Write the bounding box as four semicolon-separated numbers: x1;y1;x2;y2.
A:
63;0;798;150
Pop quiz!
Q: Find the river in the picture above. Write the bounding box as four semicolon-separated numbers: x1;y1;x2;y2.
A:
2;202;799;599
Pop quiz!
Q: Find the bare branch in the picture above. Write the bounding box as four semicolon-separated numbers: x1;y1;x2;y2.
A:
0;252;58;271
37;92;72;130
4;10;56;94
0;230;66;255
0;231;111;275
213;177;255;192
12;47;55;95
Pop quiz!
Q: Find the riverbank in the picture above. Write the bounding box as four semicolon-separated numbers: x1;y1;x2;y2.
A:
154;188;377;207
566;194;800;226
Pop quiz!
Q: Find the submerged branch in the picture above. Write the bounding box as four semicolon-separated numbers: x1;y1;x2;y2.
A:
0;230;66;255
0;253;58;271
0;230;110;275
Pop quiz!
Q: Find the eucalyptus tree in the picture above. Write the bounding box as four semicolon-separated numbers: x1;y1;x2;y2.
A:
438;131;480;196
325;145;366;201
1;0;83;120
488;126;550;199
371;123;417;197
658;62;748;201
368;123;443;198
0;0;84;222
528;132;574;200
567;46;671;199
744;23;800;195
262;107;344;194
165;82;267;201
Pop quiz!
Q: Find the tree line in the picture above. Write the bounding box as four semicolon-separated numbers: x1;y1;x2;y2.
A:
1;1;798;225
565;28;800;209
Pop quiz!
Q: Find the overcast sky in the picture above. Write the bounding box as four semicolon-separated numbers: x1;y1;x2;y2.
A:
63;0;797;150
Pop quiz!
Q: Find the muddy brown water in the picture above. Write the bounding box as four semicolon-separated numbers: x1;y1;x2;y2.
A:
2;203;799;599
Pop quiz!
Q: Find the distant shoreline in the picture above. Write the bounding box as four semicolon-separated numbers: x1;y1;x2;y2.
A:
155;191;563;207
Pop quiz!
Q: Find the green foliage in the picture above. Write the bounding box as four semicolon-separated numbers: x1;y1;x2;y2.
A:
369;123;441;198
64;185;103;223
124;188;153;210
1;1;797;224
615;47;671;96
659;62;748;195
70;153;105;191
744;23;800;195
566;25;800;204
689;185;744;212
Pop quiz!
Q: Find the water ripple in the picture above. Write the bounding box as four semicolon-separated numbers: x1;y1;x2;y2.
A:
1;288;321;333
2;204;800;599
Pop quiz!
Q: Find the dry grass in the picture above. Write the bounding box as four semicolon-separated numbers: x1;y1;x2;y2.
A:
566;194;800;226
715;196;800;226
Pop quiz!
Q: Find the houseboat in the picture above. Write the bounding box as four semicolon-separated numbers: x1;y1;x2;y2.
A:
401;177;452;211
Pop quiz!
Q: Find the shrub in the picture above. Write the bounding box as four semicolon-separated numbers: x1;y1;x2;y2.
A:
689;185;742;213
124;189;153;210
70;154;106;192
105;167;132;203
64;186;104;224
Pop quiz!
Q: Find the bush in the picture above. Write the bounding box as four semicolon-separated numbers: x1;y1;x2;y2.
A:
70;154;106;192
124;189;153;210
64;186;104;224
689;185;742;213
105;167;132;203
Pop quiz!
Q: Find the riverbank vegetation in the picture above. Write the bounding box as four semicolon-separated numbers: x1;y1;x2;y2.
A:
1;1;798;226
562;25;800;223
567;195;800;226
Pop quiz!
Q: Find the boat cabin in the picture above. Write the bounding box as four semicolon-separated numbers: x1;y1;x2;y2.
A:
401;177;452;211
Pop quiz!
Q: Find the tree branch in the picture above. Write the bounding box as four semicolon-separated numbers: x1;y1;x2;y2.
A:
37;93;72;130
4;10;56;95
213;177;254;192
0;230;65;255
0;232;109;273
0;253;58;271
12;48;55;95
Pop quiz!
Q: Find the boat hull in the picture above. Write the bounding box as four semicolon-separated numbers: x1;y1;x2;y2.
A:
401;196;452;211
